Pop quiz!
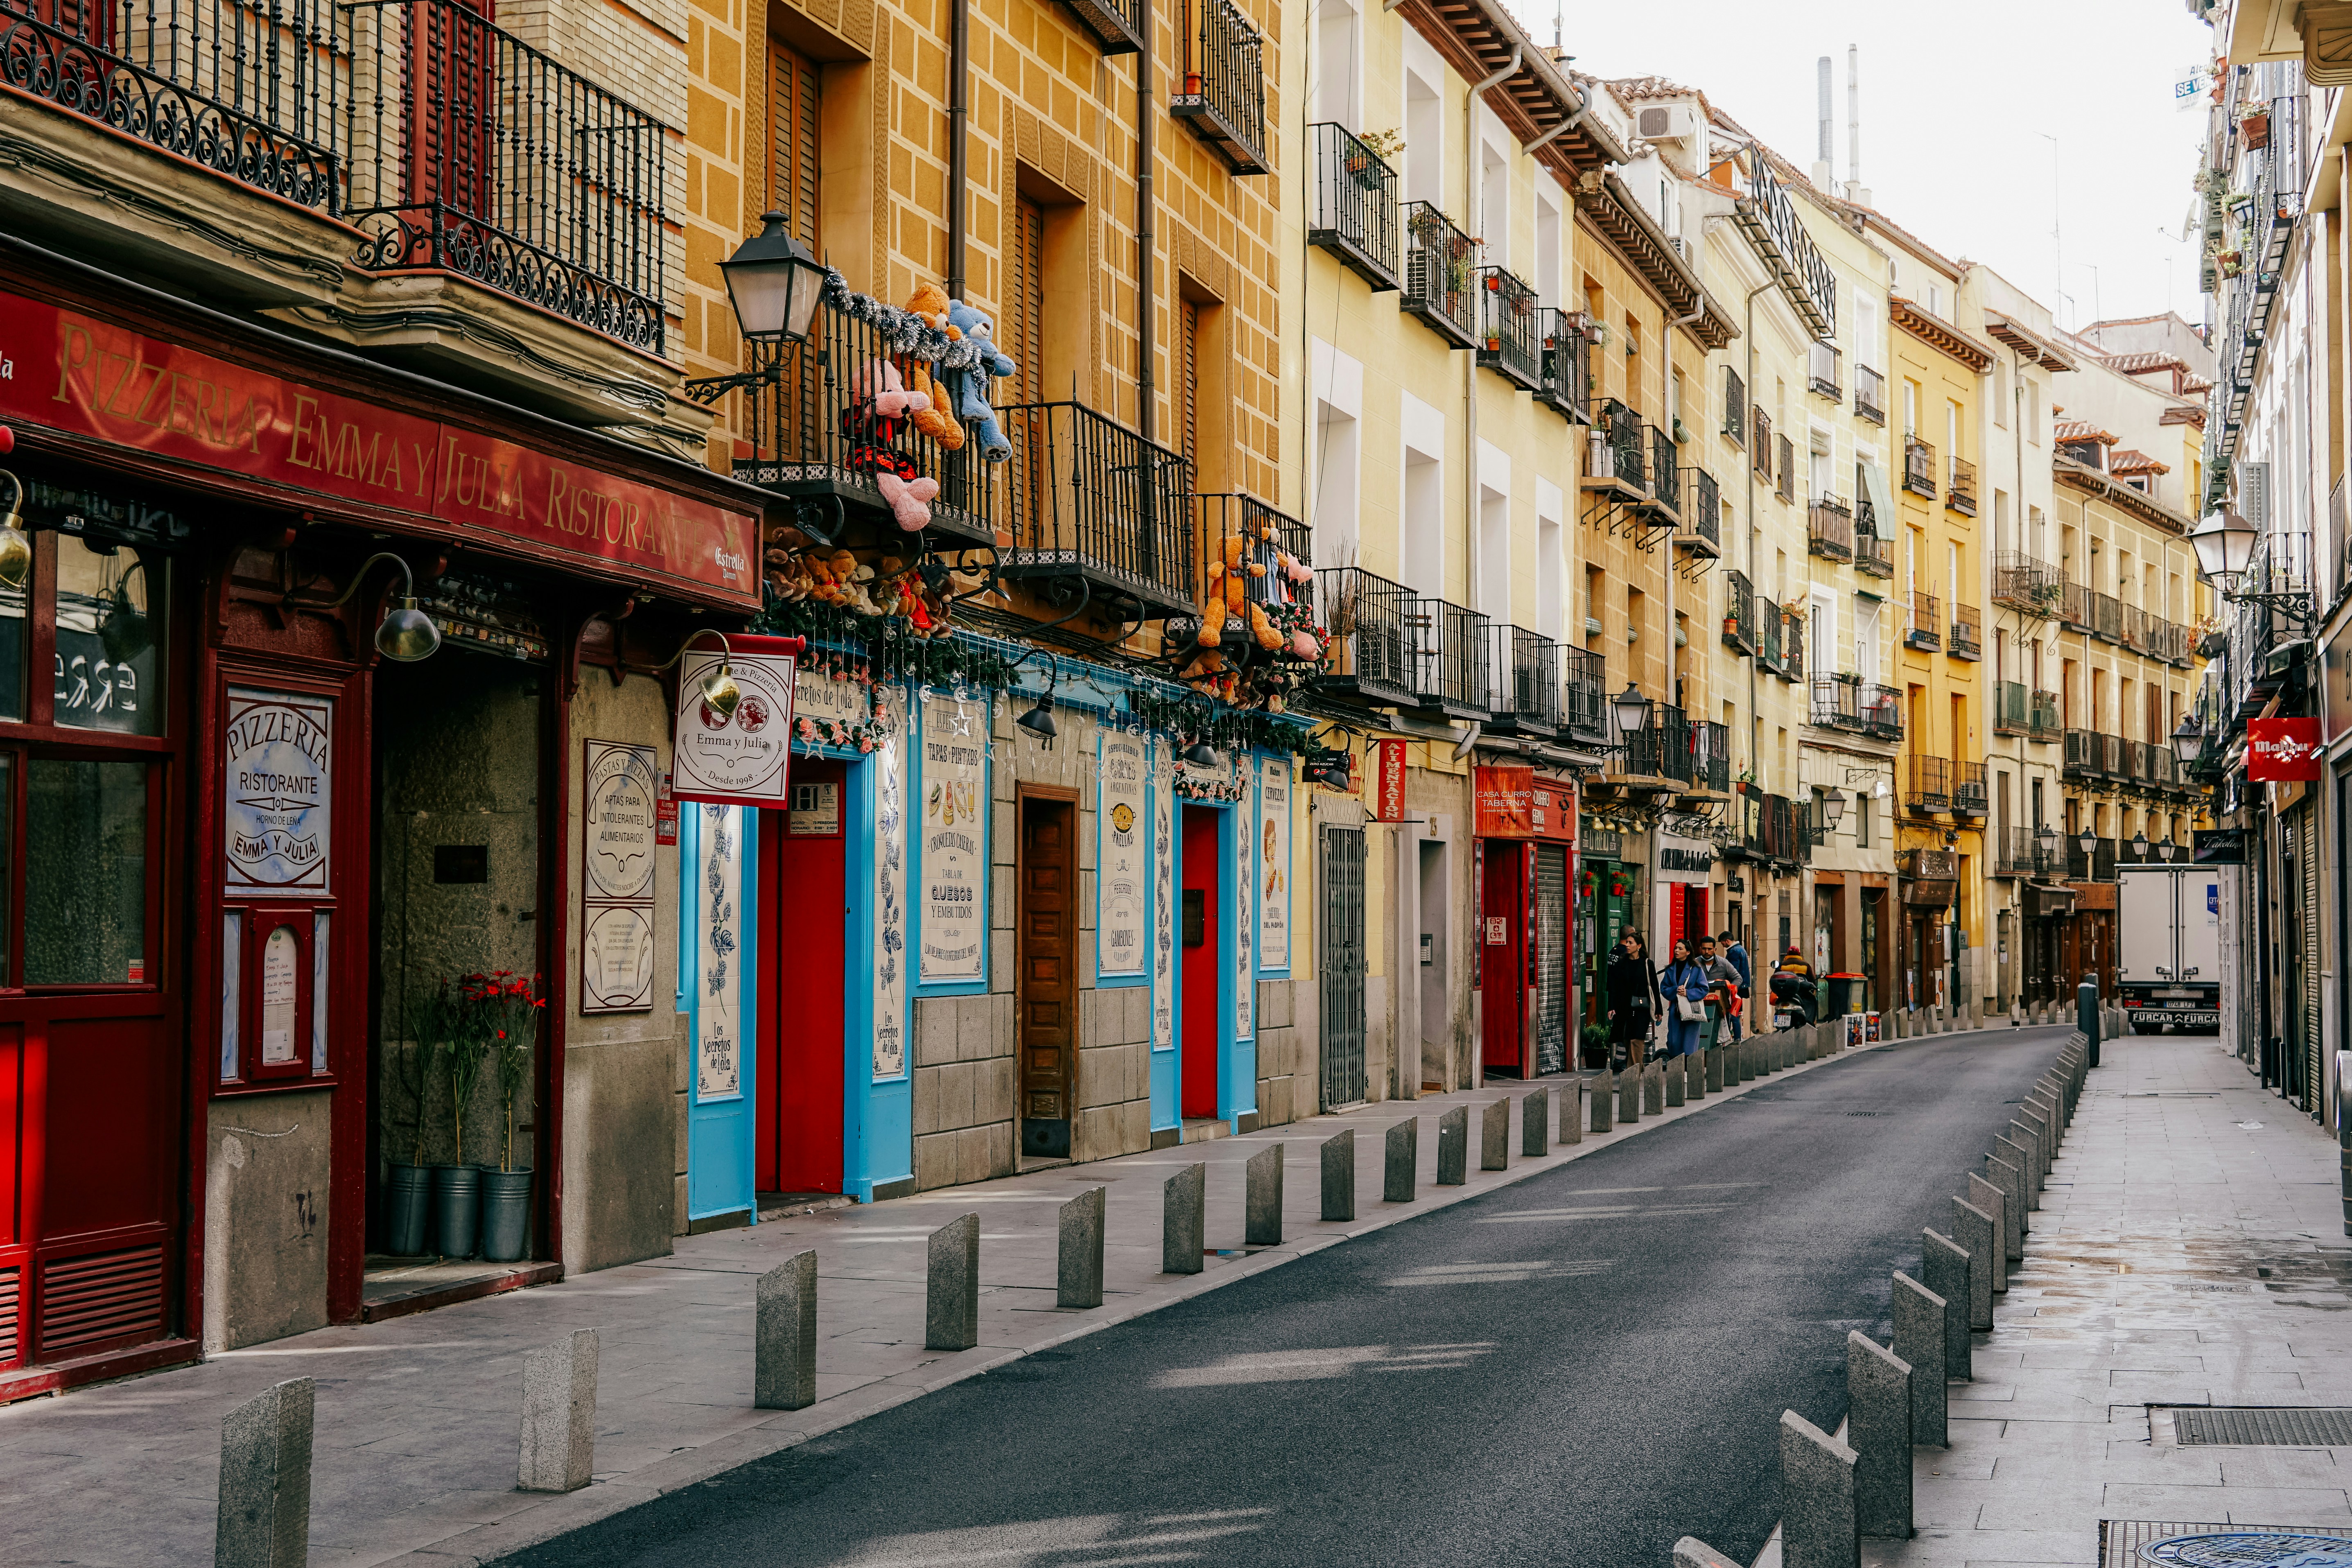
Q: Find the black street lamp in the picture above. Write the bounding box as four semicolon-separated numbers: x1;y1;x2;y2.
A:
2190;508;2314;628
2156;836;2178;863
686;212;833;403
2130;829;2149;861
1610;683;1651;736
1822;787;1848;828
2170;714;2205;766
2077;825;2098;858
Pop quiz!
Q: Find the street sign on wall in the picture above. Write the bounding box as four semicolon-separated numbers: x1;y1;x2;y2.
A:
1371;739;1408;822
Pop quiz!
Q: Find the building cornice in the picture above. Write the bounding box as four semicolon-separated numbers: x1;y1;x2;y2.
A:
2052;454;2194;534
1890;296;1996;372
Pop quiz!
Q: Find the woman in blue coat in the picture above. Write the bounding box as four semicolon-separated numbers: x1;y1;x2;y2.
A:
1658;939;1711;1057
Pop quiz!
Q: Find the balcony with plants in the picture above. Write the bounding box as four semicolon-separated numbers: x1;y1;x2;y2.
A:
1949;603;1981;660
1314;567;1417;708
1585;400;1647;496
1992;551;2063;616
1170;0;1269;173
1402;203;1480;350
1722;569;1758;655
1308;124;1401;290
1774;603;1805;683
1807;495;1854;561
1540;310;1592;422
1478;267;1541;391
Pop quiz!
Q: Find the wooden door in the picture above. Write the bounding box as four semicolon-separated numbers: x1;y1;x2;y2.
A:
759;762;846;1193
1017;793;1076;1159
1180;807;1220;1118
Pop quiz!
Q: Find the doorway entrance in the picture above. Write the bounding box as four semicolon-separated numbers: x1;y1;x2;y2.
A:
1480;842;1528;1075
1319;826;1366;1108
1018;790;1079;1157
1180;805;1222;1119
758;760;847;1195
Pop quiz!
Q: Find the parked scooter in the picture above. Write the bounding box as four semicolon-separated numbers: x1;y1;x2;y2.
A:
1770;971;1820;1030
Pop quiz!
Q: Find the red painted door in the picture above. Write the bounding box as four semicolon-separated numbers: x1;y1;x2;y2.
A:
1480;843;1528;1072
1180;807;1220;1119
757;761;845;1194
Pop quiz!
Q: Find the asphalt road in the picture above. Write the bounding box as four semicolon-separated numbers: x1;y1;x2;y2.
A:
509;1026;2072;1568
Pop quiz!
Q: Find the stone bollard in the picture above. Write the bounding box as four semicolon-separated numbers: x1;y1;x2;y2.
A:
1560;1083;1584;1146
1665;1056;1685;1107
1591;1069;1615;1133
1321;1130;1356;1222
1643;1061;1665;1115
1383;1121;1418;1202
215;1376;314;1568
754;1251;819;1410
1673;1539;1745;1568
1973;1167;2019;1279
1993;1134;2036;1216
1951;1198;1998;1328
1164;1163;1206;1273
1058;1186;1107;1308
2015;1111;2050;1184
2001;1125;2042;1207
1847;1331;1913;1540
1686;1048;1706;1100
1521;1086;1550;1157
1619;1064;1641;1125
1480;1098;1510;1171
1892;1272;1949;1446
1704;1044;1724;1094
1779;1409;1860;1568
1921;1230;1972;1383
519;1329;599;1493
925;1215;981;1351
1435;1105;1469;1185
1244;1143;1284;1245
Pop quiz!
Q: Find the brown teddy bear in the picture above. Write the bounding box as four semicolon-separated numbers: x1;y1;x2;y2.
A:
901;283;965;450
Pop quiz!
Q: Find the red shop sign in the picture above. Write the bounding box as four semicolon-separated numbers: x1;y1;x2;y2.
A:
0;291;761;607
2247;716;2322;782
1371;739;1408;822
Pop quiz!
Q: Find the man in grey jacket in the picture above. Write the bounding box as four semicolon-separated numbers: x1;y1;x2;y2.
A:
1694;935;1744;1052
1716;930;1752;1043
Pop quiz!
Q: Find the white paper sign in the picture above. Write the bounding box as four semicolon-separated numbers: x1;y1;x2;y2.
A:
224;688;332;895
872;688;908;1078
695;804;743;1099
582;739;660;1013
919;695;988;984
673;651;795;805
1099;733;1147;979
259;926;298;1065
1150;739;1173;1051
1258;757;1290;970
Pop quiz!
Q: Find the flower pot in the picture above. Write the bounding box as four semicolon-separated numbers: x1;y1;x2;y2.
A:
432;1163;482;1258
2240;113;2269;148
479;1168;534;1263
384;1162;432;1256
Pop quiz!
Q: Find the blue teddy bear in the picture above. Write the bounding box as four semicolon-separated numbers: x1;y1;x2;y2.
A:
945;297;1017;462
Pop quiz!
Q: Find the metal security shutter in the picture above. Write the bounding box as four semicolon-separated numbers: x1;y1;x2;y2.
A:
1319;827;1367;1108
1535;844;1568;1076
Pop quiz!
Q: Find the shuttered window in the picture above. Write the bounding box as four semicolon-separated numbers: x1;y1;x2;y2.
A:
770;44;821;251
1179;298;1201;464
1009;196;1045;408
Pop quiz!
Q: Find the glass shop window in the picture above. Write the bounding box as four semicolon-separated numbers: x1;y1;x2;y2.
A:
23;758;149;985
53;535;165;737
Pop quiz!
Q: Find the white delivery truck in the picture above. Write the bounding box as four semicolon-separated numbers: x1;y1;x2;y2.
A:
2116;863;2222;1033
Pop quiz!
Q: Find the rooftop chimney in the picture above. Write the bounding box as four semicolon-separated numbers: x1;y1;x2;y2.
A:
1810;56;1833;190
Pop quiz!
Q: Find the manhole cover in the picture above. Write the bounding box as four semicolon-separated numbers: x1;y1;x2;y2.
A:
2176;1408;2352;1446
2141;1534;2352;1565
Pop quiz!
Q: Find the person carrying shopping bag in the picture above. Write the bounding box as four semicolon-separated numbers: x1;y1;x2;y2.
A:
1658;939;1711;1057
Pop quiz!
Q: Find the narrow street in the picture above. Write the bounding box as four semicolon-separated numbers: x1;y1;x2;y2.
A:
513;1028;2072;1568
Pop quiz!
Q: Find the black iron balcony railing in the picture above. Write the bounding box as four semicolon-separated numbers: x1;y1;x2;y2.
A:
1752;407;1774;480
1623;703;1692;784
1906;592;1941;651
1488;624;1561;734
1315;567;1417;707
1689;720;1731;794
1808;341;1841;400
1478;267;1541;389
1723;368;1746;441
735;307;997;542
1647;426;1681;519
1950;603;1981;660
1757;595;1784;670
1903;436;1937;498
2029;690;2061;741
1594;400;1645;490
2091;591;2123;644
2121;739;2151;788
1776;434;1796;503
2062;729;2101;779
1992;551;2062;615
1410;595;1489;717
1308;123;1400;289
1953;760;1988;816
1859;682;1903;740
1562;644;1606;741
1810;676;1868;732
1991;827;2032;878
1001;400;1195;614
1778;602;1805;680
1854;365;1886;424
1402;203;1480;349
1855;532;1893;578
1722;569;1758;655
1678;468;1720;553
1994;680;2029;735
1807;496;1854;561
1907;755;1952;813
2059;578;2091;630
2;0;672;350
1170;0;1268;172
1192;493;1306;642
1539;310;1591;421
1946;455;1977;515
2146;617;2191;665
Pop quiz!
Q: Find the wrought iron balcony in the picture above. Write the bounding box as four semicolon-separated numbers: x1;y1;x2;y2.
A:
1946;455;1977;515
1622;703;1692;785
1058;0;1145;54
1001;401;1195;616
1308;124;1400;290
1562;645;1607;743
1776;434;1796;503
1992;551;2062;615
1777;602;1805;681
1905;592;1941;651
1855;532;1894;578
1907;755;1952;814
1903;436;1937;498
2062;729;2101;779
1170;0;1268;173
1722;569;1758;655
1751;407;1775;480
1487;624;1561;736
1689;719;1732;795
1990;827;2054;878
2090;591;2123;644
1859;682;1903;740
1187;492;1307;648
1994;680;2029;735
2029;690;2061;741
1645;426;1681;521
1757;594;1783;670
2066;836;2119;884
1478;268;1541;389
1950;603;1981;660
1808;341;1841;400
1409;595;1490;718
1590;400;1646;491
1810;676;1869;732
1676;468;1720;556
1315;566;1417;707
2058;578;2091;630
1539;310;1591;421
1853;365;1887;425
1807;496;1854;561
2099;732;2125;778
1402;203;1480;350
1953;760;1988;816
733;307;997;544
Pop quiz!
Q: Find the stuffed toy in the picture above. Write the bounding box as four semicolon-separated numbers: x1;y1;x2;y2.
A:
806;550;856;607
876;470;939;532
1198;533;1257;646
944;298;1017;461
838;358;938;528
898;285;964;450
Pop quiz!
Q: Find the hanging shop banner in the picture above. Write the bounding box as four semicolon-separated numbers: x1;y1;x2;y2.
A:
1658;830;1717;885
6;291;760;606
1151;738;1175;1052
872;687;909;1078
1235;769;1256;1043
1099;731;1148;980
581;738;660;1012
672;648;796;806
224;687;333;895
919;694;989;985
2247;716;2323;782
1371;739;1409;822
1474;766;1535;837
694;805;743;1099
1259;757;1290;971
2192;827;2248;864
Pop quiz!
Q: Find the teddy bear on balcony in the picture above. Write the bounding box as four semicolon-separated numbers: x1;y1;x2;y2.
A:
839;357;940;531
944;298;1018;461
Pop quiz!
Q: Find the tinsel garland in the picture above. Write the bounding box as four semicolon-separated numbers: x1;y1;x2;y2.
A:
818;270;988;372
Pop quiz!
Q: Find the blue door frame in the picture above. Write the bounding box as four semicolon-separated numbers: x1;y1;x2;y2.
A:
1171;797;1256;1134
682;803;757;1224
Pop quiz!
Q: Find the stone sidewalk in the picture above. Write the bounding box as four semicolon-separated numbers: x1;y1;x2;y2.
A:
1863;1033;2352;1568
0;1030;1876;1568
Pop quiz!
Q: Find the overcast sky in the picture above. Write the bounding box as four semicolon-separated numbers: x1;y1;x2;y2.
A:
1510;0;2219;334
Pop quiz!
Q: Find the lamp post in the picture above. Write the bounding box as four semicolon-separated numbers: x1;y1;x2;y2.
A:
2189;508;2314;628
1610;682;1651;737
2170;714;2204;766
685;212;832;403
2156;836;2178;863
1822;787;1848;829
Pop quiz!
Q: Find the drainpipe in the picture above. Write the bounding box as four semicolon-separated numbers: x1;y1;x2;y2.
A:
1523;86;1589;154
947;0;970;298
1463;46;1519;627
1136;7;1157;443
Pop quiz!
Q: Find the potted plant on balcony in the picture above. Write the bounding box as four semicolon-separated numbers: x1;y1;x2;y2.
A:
2237;104;2270;148
1346;127;1403;191
479;972;546;1263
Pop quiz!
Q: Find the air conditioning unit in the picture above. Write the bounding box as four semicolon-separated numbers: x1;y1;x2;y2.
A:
1636;104;1698;143
1668;236;1694;264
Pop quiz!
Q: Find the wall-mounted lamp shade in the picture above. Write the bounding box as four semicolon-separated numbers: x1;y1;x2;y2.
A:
697;660;742;720
2131;830;2149;859
2170;715;2204;765
1016;693;1057;743
719;212;828;344
1183;739;1219;768
0;471;27;592
2077;827;2098;857
1610;683;1650;735
2189;508;2257;582
1821;788;1847;827
2156;837;2178;863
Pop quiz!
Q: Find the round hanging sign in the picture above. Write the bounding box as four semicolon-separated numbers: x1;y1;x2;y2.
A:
2140;1534;2352;1566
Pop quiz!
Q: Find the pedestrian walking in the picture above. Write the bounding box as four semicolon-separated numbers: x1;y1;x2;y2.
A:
1658;940;1711;1057
1717;930;1751;1043
1604;933;1658;1069
1695;935;1742;1052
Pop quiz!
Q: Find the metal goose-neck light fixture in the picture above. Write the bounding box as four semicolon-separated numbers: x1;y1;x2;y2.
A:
325;551;441;662
0;466;28;593
1016;658;1060;745
655;628;744;721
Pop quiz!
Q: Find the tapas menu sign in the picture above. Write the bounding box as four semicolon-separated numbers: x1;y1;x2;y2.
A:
1258;757;1290;970
581;739;660;1012
1099;732;1147;979
918;694;989;985
224;687;333;895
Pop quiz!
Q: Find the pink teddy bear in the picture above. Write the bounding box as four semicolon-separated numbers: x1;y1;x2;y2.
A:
843;358;940;532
